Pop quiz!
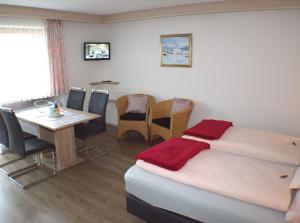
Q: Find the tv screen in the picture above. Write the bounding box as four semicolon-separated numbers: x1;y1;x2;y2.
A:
84;42;110;60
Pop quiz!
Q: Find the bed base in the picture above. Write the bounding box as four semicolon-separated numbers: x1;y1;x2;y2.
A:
126;194;202;223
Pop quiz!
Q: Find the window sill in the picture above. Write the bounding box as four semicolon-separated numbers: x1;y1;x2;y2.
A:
1;96;64;111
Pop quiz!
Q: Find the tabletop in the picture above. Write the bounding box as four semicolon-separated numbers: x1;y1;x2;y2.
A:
16;107;100;131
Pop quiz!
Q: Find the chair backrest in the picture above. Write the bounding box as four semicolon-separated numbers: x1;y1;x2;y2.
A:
88;89;109;126
67;87;86;111
0;107;25;157
170;98;194;113
145;95;156;115
116;94;155;116
89;90;109;115
0;113;9;148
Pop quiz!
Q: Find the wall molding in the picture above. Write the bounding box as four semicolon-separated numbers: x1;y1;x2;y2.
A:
0;0;300;24
102;0;300;23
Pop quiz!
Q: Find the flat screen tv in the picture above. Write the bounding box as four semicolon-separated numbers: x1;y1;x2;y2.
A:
84;42;110;60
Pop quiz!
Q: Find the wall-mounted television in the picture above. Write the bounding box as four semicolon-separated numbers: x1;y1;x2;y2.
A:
84;42;110;60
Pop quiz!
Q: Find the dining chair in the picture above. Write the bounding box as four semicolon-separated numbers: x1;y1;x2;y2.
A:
67;87;86;111
75;89;110;161
0;111;36;168
0;113;9;149
0;107;57;189
0;111;35;142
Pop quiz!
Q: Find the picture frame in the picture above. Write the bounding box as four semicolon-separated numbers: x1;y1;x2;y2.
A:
160;34;192;67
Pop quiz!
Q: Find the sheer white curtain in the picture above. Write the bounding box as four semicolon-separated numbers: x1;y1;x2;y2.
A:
0;17;51;104
46;19;68;96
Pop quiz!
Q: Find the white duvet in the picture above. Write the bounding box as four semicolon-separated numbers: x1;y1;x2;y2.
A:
183;127;300;165
137;149;296;212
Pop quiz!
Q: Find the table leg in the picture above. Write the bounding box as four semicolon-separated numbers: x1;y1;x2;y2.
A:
38;126;78;171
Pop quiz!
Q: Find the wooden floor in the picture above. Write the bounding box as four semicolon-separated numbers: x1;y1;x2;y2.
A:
0;126;152;223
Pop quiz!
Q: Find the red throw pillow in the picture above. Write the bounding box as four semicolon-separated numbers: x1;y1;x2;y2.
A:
183;119;233;140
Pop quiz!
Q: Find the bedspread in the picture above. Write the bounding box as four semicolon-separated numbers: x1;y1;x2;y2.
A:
137;149;296;212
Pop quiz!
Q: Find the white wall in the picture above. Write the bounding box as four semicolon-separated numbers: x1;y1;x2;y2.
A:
63;21;109;110
64;10;300;136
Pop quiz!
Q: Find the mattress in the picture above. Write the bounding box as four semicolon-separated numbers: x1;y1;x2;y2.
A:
125;165;286;223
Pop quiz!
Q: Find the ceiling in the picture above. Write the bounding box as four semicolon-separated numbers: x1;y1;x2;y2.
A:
0;0;222;15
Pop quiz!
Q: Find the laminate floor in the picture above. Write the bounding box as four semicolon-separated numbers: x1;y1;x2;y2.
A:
0;126;153;223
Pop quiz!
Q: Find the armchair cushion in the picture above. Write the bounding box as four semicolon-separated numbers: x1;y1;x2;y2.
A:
152;117;171;129
171;98;191;114
125;94;148;113
120;112;146;121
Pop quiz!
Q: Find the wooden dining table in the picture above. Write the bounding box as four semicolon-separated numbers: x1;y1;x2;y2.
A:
16;107;100;172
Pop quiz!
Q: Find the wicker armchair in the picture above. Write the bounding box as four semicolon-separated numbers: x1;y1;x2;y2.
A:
116;94;156;142
150;99;194;142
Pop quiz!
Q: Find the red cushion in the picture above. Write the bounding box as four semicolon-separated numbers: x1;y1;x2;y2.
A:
136;138;210;171
183;119;233;140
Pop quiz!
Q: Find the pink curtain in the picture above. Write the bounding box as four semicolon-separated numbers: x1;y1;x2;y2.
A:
46;19;68;96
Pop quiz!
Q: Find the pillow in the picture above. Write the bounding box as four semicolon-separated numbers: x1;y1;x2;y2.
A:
183;119;233;140
125;94;148;114
286;190;300;223
171;98;191;114
290;167;300;189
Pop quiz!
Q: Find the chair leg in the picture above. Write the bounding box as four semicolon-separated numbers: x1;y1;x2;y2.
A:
76;138;110;161
7;155;39;177
117;127;123;141
0;156;23;169
87;146;110;162
0;146;23;169
9;150;57;189
75;139;88;158
52;150;57;175
37;153;41;167
0;144;5;154
75;139;86;150
85;141;89;159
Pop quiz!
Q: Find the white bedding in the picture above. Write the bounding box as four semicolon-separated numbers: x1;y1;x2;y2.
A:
183;127;300;165
126;165;287;223
286;190;300;223
137;149;296;212
290;167;300;189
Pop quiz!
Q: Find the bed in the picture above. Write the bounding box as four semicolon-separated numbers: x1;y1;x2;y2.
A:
125;125;300;223
125;165;288;223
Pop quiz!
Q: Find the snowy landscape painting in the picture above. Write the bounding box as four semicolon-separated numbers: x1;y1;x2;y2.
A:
160;34;192;67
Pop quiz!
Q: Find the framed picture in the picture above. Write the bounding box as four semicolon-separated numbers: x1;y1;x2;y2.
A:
160;34;192;67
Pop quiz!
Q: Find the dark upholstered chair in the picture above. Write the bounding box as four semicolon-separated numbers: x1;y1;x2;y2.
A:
0;111;35;146
0;110;36;168
67;87;86;111
0;113;20;168
0;107;56;189
0;114;9;149
22;132;36;140
75;89;109;160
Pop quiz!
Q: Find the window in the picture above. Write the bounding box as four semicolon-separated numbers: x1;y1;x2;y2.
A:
0;18;51;104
